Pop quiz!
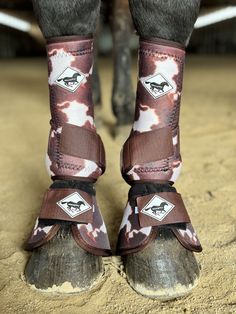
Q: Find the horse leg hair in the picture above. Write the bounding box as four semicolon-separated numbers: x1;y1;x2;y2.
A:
32;0;101;38
129;0;201;45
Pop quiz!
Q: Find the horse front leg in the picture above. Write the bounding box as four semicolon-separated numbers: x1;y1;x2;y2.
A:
110;0;135;128
92;19;102;108
117;0;202;300
24;0;111;293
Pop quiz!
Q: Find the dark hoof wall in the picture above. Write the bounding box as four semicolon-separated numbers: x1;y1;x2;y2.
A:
24;225;103;293
124;229;200;300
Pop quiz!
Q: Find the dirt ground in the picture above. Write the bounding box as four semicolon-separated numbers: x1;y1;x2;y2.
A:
0;55;236;314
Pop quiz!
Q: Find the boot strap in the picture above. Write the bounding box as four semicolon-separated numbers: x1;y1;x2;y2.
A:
122;126;174;174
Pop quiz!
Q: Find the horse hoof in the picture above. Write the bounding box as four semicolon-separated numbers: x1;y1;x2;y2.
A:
112;90;135;127
92;66;101;107
113;124;131;143
24;224;103;293
124;228;200;300
94;105;104;129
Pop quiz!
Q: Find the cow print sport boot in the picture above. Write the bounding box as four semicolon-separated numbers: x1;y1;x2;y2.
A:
24;36;111;293
117;38;202;300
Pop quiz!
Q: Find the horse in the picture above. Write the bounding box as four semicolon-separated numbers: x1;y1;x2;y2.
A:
145;202;168;214
61;200;85;211
145;81;169;93
25;0;202;301
57;72;81;86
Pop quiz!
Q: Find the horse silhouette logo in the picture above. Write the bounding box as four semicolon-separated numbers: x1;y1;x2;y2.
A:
142;73;173;99
141;195;175;221
57;192;91;218
61;200;85;211
57;73;81;87
144;202;169;215
55;67;85;92
145;81;169;93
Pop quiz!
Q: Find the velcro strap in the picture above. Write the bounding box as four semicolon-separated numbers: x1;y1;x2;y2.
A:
136;192;190;228
122;127;174;172
60;123;106;171
39;188;93;224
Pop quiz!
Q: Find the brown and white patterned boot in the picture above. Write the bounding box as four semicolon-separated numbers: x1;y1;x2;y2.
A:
117;38;202;300
24;36;111;293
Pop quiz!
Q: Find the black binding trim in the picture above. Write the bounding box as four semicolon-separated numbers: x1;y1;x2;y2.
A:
129;182;176;199
50;180;96;196
128;182;176;208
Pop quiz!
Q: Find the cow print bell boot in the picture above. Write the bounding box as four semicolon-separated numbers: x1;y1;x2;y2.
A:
117;38;202;300
24;36;111;293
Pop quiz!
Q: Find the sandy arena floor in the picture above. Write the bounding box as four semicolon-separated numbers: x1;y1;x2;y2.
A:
0;55;236;313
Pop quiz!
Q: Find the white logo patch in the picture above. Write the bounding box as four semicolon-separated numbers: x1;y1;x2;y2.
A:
141;73;173;99
141;195;175;221
55;67;85;92
57;192;91;218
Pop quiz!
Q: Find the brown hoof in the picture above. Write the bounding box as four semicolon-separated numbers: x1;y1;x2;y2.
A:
124;228;200;300
24;224;103;293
